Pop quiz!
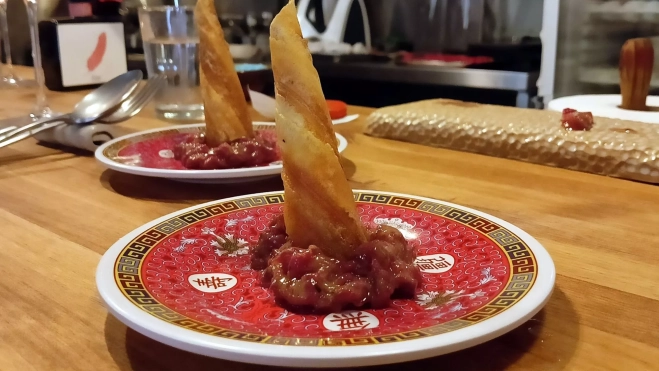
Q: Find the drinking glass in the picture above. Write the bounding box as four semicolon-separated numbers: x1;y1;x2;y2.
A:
139;6;202;121
0;0;31;87
21;0;51;119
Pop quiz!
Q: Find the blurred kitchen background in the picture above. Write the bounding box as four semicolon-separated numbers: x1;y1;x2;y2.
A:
4;0;659;108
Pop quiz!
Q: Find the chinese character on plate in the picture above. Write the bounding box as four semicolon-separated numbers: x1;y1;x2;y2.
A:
322;311;379;331
414;253;455;273
187;273;237;293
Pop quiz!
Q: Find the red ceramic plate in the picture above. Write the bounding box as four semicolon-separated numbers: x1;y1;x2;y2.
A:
96;190;555;367
95;122;348;184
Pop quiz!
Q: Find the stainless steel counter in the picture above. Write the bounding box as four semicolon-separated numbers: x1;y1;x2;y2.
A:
126;53;540;108
314;61;540;108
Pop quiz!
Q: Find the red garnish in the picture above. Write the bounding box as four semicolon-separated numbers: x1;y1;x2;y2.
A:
326;100;347;120
561;108;595;131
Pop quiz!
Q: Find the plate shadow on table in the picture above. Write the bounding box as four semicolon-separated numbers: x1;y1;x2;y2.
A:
341;157;357;181
103;287;578;371
98;156;357;203
99;169;285;203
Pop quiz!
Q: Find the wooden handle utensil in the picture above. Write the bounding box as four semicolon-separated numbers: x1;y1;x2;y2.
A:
619;38;654;111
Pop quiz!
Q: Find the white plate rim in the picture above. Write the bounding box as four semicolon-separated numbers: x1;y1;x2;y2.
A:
96;190;556;368
94;122;349;180
546;94;659;124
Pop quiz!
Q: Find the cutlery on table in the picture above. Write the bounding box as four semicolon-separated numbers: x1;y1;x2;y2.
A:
24;74;167;146
0;126;16;135
0;70;143;147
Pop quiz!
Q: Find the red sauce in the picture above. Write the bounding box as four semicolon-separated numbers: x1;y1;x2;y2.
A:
561;108;595;131
251;215;422;313
173;132;279;170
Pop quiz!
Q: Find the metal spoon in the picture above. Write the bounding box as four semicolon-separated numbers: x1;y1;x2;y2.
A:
0;70;143;144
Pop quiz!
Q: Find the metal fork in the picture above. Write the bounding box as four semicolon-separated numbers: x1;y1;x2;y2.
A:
0;126;17;136
98;74;167;124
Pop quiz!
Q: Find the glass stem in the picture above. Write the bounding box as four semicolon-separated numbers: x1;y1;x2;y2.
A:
0;1;15;77
26;0;49;116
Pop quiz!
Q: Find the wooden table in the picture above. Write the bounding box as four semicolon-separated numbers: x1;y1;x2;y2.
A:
1;67;658;371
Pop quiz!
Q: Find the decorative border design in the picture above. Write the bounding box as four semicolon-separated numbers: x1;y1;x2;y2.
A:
114;192;537;346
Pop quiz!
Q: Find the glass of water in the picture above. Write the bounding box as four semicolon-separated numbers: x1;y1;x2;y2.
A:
139;6;203;122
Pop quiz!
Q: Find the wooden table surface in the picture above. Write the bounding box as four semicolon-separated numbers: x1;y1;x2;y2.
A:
1;67;658;371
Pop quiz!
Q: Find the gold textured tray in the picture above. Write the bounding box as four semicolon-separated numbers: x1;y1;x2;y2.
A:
365;99;659;184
